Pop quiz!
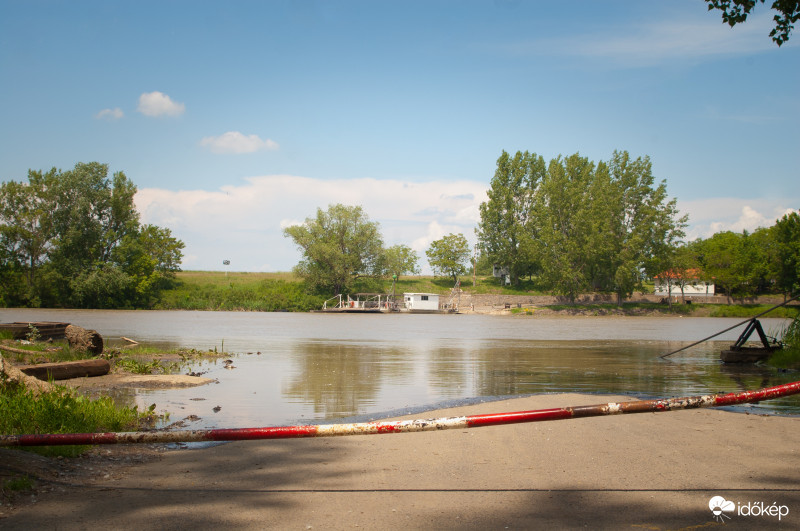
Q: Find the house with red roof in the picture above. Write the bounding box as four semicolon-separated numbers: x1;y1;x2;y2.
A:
654;268;715;298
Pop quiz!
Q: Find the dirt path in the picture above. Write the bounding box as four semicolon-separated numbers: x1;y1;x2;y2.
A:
2;392;799;529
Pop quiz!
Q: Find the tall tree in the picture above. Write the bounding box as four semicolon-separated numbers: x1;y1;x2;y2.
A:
606;151;686;305
0;169;58;292
532;154;596;302
426;233;471;283
283;204;384;295
48;162;139;277
477;150;544;286
773;211;800;296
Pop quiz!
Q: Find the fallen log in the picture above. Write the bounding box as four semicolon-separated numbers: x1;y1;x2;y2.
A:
0;355;53;394
0;344;39;355
0;322;69;340
18;359;110;381
65;325;104;355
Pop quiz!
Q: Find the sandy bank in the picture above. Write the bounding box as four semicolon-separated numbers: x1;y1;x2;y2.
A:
2;392;799;529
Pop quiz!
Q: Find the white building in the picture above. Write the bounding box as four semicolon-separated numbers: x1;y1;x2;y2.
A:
403;293;440;312
654;269;715;297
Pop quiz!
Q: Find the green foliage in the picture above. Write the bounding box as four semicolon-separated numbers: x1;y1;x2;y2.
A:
283;204;384;295
3;475;34;493
705;0;798;46
0;383;141;457
691;231;763;298
768;313;800;368
773;211;800;295
477;150;543;285
479;149;686;304
156;273;325;311
115;358;170;375
426;233;471;282
706;304;800;318
0;162;184;308
383;244;421;278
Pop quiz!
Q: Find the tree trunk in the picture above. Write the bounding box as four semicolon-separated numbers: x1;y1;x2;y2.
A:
18;359;110;381
65;325;104;355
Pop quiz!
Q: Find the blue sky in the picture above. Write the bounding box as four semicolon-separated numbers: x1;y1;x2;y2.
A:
1;0;798;272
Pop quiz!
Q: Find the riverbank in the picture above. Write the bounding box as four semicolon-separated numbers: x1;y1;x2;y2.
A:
2;391;799;528
153;271;799;315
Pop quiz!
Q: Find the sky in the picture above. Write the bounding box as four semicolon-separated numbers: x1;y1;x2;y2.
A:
1;0;798;273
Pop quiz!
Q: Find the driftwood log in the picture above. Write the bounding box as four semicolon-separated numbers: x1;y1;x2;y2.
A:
0;355;54;394
17;359;110;381
65;325;104;355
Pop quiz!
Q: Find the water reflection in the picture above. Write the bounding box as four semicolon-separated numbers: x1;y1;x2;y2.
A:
1;309;796;427
283;341;414;417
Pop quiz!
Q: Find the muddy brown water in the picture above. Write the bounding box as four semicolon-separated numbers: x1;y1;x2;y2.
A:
2;309;797;429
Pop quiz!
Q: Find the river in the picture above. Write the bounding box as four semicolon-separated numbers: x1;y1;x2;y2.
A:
1;309;797;428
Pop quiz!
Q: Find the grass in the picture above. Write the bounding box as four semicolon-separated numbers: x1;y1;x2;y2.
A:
0;381;145;457
3;475;34;492
539;302;696;315
155;272;324;311
768;314;800;369
705;304;800;319
154;271;800;317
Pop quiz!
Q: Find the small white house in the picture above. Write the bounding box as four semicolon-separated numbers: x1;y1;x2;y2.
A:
492;264;511;285
403;293;440;312
654;269;715;297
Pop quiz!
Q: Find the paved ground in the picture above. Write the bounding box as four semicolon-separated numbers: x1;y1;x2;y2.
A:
2;392;799;529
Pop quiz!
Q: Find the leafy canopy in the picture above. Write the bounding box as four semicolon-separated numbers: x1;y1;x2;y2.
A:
426;233;471;283
283;204;385;295
706;0;799;45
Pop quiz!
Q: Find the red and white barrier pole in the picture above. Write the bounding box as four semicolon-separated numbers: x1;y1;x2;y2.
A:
2;380;799;447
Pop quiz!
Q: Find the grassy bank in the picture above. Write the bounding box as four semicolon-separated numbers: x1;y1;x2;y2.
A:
154;272;325;311
156;272;798;316
154;271;554;311
0;382;143;458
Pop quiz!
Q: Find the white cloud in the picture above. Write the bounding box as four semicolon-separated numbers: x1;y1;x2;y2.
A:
501;11;786;67
135;175;487;273
200;132;279;154
678;198;798;240
137;91;185;117
135;175;796;273
95;107;124;120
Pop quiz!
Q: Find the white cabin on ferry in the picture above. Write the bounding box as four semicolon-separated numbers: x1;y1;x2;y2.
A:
403;293;440;312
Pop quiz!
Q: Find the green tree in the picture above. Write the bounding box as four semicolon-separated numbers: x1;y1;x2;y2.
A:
477;150;544;286
696;231;763;299
382;244;420;278
0;169;58;296
111;224;185;307
705;0;799;46
426;233;471;283
0;162;184;308
48;162;139;278
531;154;596;302
283;204;384;295
605;151;686;305
773;211;800;296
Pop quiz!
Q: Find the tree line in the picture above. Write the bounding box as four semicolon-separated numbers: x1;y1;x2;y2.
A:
0;162;184;308
477;150;686;304
664;214;800;300
284;150;798;303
